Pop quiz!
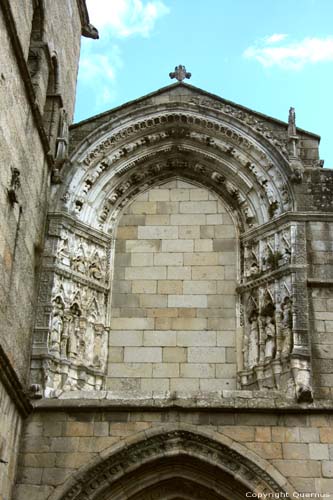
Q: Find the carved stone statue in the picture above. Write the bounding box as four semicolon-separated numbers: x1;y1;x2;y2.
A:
262;245;272;271
248;313;259;369
282;246;291;265
288;107;297;137
67;303;81;360
264;316;276;361
84;322;95;367
249;261;259;277
57;230;70;266
49;297;64;355
280;297;292;357
72;243;86;274
93;329;104;370
60;314;70;358
89;252;103;280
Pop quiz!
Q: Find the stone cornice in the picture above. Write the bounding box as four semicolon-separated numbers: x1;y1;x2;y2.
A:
47;212;111;244
241;211;333;241
0;345;32;418
237;264;305;292
70;82;320;140
1;0;53;170
32;391;333;413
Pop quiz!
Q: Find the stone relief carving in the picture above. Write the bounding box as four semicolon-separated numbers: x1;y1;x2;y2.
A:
31;217;110;396
80;112;277;170
242;226;294;283
88;159;263;231
187;95;290;156
39;275;108;394
71;119;291;215
56;228;108;284
63;121;292;233
239;222;312;401
239;275;312;400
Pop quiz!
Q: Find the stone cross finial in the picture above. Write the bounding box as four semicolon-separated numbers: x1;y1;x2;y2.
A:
169;65;191;82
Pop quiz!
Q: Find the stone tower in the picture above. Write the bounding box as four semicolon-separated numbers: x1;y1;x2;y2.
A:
2;4;333;500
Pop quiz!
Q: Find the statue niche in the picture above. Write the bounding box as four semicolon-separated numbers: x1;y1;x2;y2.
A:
31;220;110;397
44;287;108;394
240;288;295;393
279;296;293;359
242;297;259;371
260;292;276;363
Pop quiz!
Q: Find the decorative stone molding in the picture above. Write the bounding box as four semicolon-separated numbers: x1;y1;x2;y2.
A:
56;134;292;234
48;429;290;500
56;106;295;231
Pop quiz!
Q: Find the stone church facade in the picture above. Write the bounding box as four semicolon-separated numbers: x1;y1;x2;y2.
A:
2;2;333;500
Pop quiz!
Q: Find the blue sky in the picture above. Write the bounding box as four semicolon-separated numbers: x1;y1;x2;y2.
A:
75;0;333;167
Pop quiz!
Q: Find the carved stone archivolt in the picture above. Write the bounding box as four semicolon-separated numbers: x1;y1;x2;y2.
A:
48;429;292;500
238;223;313;402
31;215;111;396
54;107;294;234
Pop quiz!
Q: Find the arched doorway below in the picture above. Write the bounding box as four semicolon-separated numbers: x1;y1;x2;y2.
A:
50;429;291;500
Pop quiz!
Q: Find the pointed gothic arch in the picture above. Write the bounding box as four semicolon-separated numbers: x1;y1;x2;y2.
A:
48;426;295;500
54;103;296;233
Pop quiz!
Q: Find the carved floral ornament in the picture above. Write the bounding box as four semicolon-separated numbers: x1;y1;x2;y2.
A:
55;112;294;232
49;430;292;500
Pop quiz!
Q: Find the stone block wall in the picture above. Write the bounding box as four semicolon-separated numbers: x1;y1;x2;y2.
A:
14;405;333;499
0;381;23;500
0;4;86;497
108;181;238;395
307;221;333;280
307;221;333;398
0;0;82;383
310;286;333;399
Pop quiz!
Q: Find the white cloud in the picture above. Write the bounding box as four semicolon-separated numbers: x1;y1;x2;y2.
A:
244;35;333;70
78;43;123;107
86;0;169;38
265;34;288;44
78;0;169;112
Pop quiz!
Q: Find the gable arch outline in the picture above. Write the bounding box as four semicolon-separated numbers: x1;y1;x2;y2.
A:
47;425;295;500
54;107;296;234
